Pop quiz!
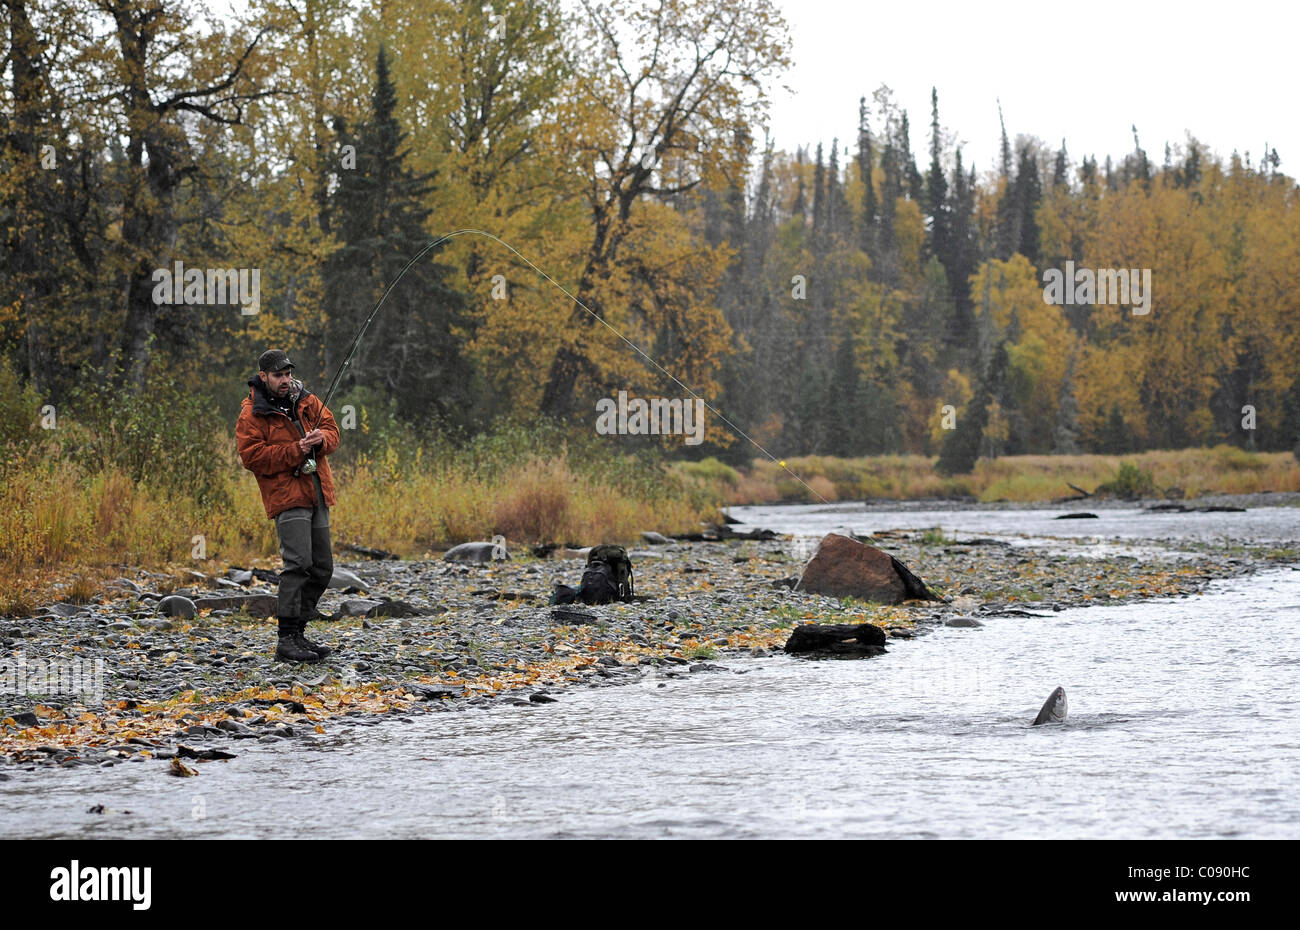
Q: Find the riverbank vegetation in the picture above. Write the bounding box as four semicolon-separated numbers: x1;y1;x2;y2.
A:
679;448;1300;505
0;392;720;614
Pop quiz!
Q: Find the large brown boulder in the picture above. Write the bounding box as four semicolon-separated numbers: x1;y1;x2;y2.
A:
794;533;939;604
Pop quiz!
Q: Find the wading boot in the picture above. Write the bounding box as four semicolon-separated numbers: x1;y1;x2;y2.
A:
275;616;322;663
294;614;332;659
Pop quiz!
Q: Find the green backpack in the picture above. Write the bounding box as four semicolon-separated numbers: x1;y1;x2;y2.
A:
548;545;635;606
583;545;635;603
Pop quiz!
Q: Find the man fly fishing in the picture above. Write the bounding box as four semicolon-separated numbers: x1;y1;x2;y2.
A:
235;349;340;663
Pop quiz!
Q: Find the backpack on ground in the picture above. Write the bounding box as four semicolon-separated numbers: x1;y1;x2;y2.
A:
548;545;635;606
585;545;634;603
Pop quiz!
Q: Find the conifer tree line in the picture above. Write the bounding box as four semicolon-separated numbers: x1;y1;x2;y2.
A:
3;0;1296;468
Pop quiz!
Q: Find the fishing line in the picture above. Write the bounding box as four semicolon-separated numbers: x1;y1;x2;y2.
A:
310;227;830;505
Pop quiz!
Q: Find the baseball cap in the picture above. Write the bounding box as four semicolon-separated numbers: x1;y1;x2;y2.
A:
258;349;295;372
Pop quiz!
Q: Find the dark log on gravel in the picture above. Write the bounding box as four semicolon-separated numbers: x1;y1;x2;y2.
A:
784;622;888;657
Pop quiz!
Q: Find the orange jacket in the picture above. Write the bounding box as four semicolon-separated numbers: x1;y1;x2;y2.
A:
235;376;340;519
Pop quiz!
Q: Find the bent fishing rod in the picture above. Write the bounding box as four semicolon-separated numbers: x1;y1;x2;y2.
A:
295;228;830;503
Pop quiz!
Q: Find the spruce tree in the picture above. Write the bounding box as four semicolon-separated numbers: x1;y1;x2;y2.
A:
323;46;473;429
926;87;951;270
1014;145;1042;267
946;149;976;347
936;342;1008;474
857;97;877;259
1053;140;1069;189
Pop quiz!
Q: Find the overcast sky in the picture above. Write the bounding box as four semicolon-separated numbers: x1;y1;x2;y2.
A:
763;0;1298;178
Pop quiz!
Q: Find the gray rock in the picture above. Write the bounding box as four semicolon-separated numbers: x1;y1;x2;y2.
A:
442;541;509;563
640;531;672;545
338;598;382;618
227;569;254;586
192;593;278;617
157;595;198;619
41;603;86;618
10;711;39;728
329;567;368;590
945;616;984;628
365;599;422;619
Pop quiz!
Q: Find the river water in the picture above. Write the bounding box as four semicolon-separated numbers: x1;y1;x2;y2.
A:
2;505;1298;839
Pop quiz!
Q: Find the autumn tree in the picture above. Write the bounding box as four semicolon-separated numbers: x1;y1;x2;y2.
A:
537;0;791;420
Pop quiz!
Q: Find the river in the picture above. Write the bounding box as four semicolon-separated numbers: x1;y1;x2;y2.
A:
2;504;1297;838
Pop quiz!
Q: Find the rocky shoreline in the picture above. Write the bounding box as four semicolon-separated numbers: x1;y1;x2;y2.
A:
1;525;1294;778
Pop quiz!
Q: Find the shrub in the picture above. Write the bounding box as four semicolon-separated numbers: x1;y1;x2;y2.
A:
1096;461;1156;499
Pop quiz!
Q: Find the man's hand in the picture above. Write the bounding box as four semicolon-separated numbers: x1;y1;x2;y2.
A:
298;429;324;454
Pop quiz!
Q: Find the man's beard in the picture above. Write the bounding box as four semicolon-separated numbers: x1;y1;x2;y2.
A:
263;378;291;400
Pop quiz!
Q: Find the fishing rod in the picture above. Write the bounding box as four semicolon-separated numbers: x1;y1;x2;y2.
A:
296;229;475;474
296;228;830;504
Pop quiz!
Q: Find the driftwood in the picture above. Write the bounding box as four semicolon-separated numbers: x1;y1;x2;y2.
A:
784;622;888;657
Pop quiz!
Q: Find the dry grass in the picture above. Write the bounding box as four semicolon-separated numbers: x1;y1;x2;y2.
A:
0;443;716;612
713;446;1300;505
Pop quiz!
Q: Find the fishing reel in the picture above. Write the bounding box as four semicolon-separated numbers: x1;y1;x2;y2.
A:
301;457;318;475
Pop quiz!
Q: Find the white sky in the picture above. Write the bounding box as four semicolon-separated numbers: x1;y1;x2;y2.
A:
764;0;1299;178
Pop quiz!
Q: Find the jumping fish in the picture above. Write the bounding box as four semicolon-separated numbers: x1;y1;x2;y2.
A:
1032;686;1068;725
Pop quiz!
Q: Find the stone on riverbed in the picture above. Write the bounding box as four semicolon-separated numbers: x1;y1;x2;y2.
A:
157;595;198;619
338;598;382;618
442;541;509;563
328;567;368;590
784;622;888;657
40;603;87;618
192;594;279;617
794;533;938;604
641;531;672;545
364;599;422;619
